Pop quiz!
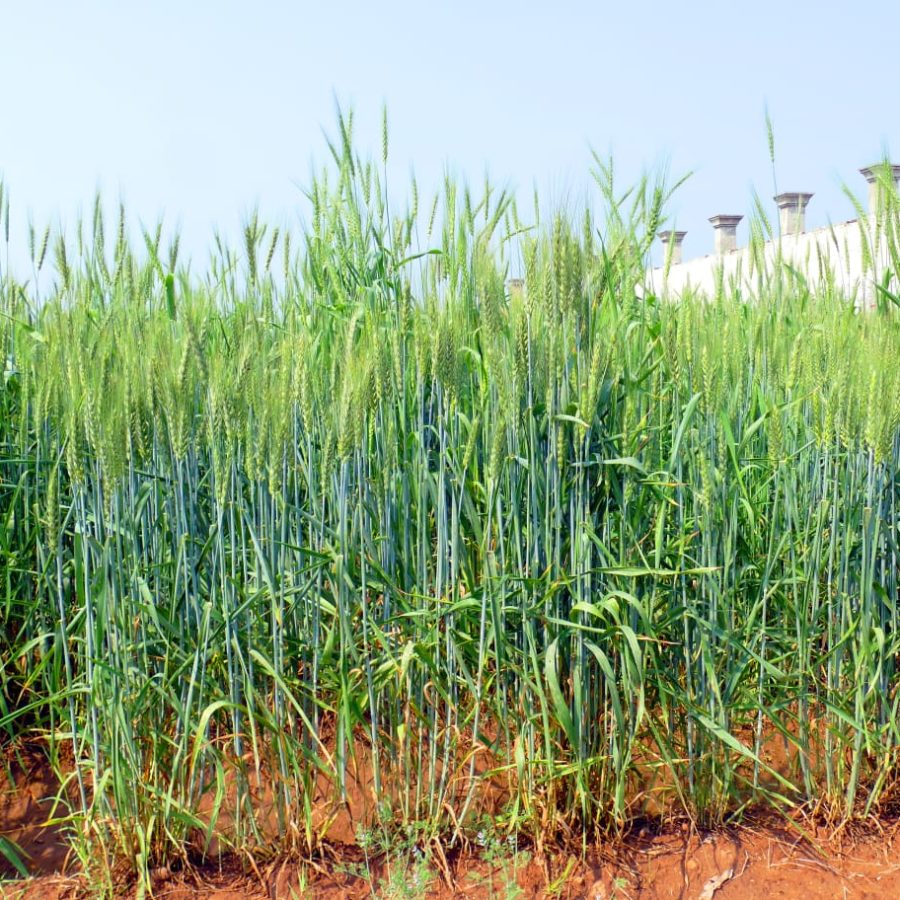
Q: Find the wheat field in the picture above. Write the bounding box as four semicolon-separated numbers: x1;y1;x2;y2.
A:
2;114;900;889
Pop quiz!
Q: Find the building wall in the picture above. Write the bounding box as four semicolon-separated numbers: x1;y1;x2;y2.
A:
647;214;899;309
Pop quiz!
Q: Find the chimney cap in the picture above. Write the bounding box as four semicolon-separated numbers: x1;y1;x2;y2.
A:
774;192;813;209
708;214;743;228
658;230;687;242
859;162;900;183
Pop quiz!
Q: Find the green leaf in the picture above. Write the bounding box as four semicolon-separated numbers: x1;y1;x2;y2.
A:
545;638;576;748
165;272;177;320
0;835;29;877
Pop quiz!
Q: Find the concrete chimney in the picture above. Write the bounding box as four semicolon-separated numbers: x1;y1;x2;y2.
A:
708;215;743;254
658;230;687;266
774;193;813;235
859;163;900;215
506;277;524;298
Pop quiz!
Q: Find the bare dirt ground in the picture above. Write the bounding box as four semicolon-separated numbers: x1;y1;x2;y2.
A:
4;748;900;898
6;815;900;898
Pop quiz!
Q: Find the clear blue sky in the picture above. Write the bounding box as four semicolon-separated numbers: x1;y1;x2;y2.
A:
1;0;897;269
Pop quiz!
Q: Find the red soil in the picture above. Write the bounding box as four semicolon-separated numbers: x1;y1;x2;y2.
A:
5;814;900;897
4;747;900;898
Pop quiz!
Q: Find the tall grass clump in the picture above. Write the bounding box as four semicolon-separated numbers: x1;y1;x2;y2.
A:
2;119;900;888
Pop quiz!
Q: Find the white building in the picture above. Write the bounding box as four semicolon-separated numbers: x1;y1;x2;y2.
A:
648;163;900;309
